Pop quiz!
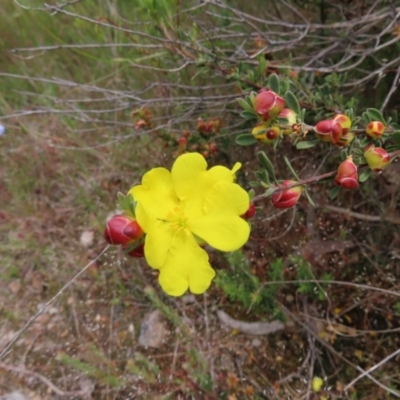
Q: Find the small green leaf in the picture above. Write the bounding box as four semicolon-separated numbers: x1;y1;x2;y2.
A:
258;54;267;78
357;136;370;148
304;189;315;207
391;123;400;130
392;131;400;145
385;144;400;152
240;110;258;120
284;91;301;115
248;91;257;106
284;156;301;180
352;148;364;156
268;73;280;94
257;151;276;181
361;111;371;125
340;149;348;161
236;134;258;146
359;169;371;183
249;181;261;187
296;140;319;150
263;187;277;198
329;185;340;200
236;97;254;113
366;108;385;124
255;170;270;185
248;189;256;200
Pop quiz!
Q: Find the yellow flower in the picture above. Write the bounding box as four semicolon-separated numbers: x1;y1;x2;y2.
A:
312;377;324;392
129;152;250;296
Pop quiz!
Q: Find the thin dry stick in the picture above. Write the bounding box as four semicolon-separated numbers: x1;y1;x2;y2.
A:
344;347;400;392
380;64;400;112
322;205;400;225
280;304;400;398
0;245;110;360
0;362;85;397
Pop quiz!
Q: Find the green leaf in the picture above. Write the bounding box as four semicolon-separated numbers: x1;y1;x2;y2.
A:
255;170;270;185
258;55;267;79
117;192;136;217
361;111;371;125
329;185;340;200
366;108;385;124
359;169;371;183
340;149;348;161
390;110;399;124
268;73;280;94
263;187;277;198
240;110;258;120
248;189;256;200
236;134;258;146
352;148;364;156
385;144;400;152
304;189;315;207
284;91;301;115
357;136;370;148
296;140;319;150
248;91;257;106
393;131;400;146
236;97;254;113
249;181;261;187
257;151;276;181
284;156;301;180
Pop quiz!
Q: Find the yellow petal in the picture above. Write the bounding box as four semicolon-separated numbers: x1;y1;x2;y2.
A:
143;220;174;269
157;229;216;296
189;215;250;251
129;167;179;231
188;182;250;251
172;153;239;217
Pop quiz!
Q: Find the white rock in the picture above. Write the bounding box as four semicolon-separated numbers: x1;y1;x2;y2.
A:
138;310;168;348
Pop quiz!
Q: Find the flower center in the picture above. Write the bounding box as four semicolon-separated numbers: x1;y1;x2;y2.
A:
166;205;189;232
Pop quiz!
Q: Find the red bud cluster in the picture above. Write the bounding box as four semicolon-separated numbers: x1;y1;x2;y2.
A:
315;114;352;145
335;156;358;189
315;119;343;144
252;123;281;144
104;214;145;258
364;145;390;172
272;180;303;209
365;121;385;139
241;203;256;219
254;88;285;122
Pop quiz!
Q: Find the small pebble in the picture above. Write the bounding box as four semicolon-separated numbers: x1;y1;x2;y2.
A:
138;310;168;348
0;124;6;136
0;392;29;400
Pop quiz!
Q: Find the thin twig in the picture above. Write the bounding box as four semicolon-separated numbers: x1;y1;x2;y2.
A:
0;246;110;360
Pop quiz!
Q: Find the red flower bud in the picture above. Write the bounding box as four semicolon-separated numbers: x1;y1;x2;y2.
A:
123;242;145;258
333;114;351;134
271;180;303;209
241;203;256;219
254;88;285;122
315;119;343;144
104;215;144;246
365;121;385;139
252;123;281;143
278;108;297;135
335;156;358;189
209;141;218;155
364;145;390;172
